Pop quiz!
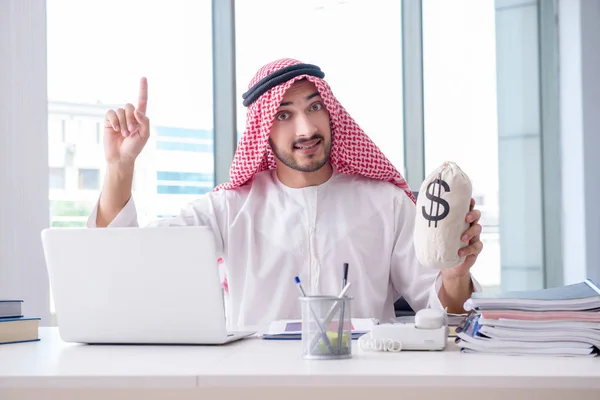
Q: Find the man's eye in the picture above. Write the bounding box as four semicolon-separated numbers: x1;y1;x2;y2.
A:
276;112;289;121
310;102;322;112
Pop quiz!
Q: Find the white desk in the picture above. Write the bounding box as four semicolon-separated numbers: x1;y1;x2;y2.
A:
1;328;599;400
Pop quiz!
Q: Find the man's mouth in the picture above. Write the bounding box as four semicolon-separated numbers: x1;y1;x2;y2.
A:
294;139;321;150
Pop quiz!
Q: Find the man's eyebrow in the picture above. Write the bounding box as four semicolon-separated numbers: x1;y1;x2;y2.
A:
306;91;320;100
280;91;321;107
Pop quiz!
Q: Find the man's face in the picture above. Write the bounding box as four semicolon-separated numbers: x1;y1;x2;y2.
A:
268;80;332;173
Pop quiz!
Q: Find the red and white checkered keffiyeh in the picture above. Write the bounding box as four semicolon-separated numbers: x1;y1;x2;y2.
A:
214;58;415;201
215;58;415;293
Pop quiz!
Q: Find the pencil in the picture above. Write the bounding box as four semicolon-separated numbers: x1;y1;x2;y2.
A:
294;276;335;355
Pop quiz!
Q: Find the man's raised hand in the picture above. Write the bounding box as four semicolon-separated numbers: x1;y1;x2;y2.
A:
103;77;150;166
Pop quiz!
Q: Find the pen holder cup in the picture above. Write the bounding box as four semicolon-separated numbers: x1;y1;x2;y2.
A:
299;296;353;360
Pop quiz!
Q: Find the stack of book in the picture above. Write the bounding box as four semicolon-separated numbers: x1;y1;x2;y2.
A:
455;279;600;357
0;300;40;345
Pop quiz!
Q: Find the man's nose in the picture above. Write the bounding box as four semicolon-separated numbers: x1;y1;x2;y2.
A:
294;113;318;137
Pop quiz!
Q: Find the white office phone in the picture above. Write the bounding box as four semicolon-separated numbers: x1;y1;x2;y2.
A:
358;308;448;352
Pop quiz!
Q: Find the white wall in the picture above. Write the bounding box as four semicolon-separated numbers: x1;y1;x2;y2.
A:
559;0;600;284
0;0;50;324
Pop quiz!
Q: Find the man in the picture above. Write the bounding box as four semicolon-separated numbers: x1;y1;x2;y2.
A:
90;58;483;331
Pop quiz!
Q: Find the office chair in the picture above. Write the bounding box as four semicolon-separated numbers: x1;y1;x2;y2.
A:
393;191;420;317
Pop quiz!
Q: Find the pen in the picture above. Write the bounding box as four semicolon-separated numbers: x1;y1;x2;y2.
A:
336;263;349;353
294;276;335;355
343;262;349;287
309;281;352;353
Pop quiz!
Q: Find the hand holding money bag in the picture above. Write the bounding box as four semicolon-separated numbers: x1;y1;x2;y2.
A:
414;161;473;270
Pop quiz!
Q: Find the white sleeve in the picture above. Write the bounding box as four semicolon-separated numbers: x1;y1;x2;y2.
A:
86;192;227;256
427;271;482;311
87;196;139;228
389;190;481;312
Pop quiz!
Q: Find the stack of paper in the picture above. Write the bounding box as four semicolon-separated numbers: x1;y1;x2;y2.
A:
455;279;600;357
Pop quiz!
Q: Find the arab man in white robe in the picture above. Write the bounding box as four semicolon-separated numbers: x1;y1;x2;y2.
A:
90;58;484;331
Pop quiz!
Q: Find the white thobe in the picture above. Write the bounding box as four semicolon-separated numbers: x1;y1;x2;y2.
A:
88;167;481;331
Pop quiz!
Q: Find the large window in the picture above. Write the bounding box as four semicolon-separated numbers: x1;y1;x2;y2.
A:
423;0;546;292
235;0;405;173
46;0;214;229
35;0;555;324
46;0;214;315
422;0;500;290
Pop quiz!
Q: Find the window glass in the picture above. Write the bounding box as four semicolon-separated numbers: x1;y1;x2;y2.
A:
235;0;405;173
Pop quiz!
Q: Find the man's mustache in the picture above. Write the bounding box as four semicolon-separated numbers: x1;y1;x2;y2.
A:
293;134;324;146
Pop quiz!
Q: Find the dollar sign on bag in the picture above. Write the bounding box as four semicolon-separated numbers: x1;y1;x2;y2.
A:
422;176;450;228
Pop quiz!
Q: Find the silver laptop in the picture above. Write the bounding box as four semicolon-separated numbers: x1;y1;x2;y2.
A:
41;226;255;344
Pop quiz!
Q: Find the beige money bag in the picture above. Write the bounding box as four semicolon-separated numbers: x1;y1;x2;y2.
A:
413;161;472;270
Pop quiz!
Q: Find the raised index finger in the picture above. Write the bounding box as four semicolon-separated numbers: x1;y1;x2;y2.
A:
137;77;148;114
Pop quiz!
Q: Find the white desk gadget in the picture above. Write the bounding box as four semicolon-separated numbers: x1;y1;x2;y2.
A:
41;226;254;345
359;308;448;352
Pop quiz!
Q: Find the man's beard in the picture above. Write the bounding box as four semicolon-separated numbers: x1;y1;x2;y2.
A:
269;134;332;173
